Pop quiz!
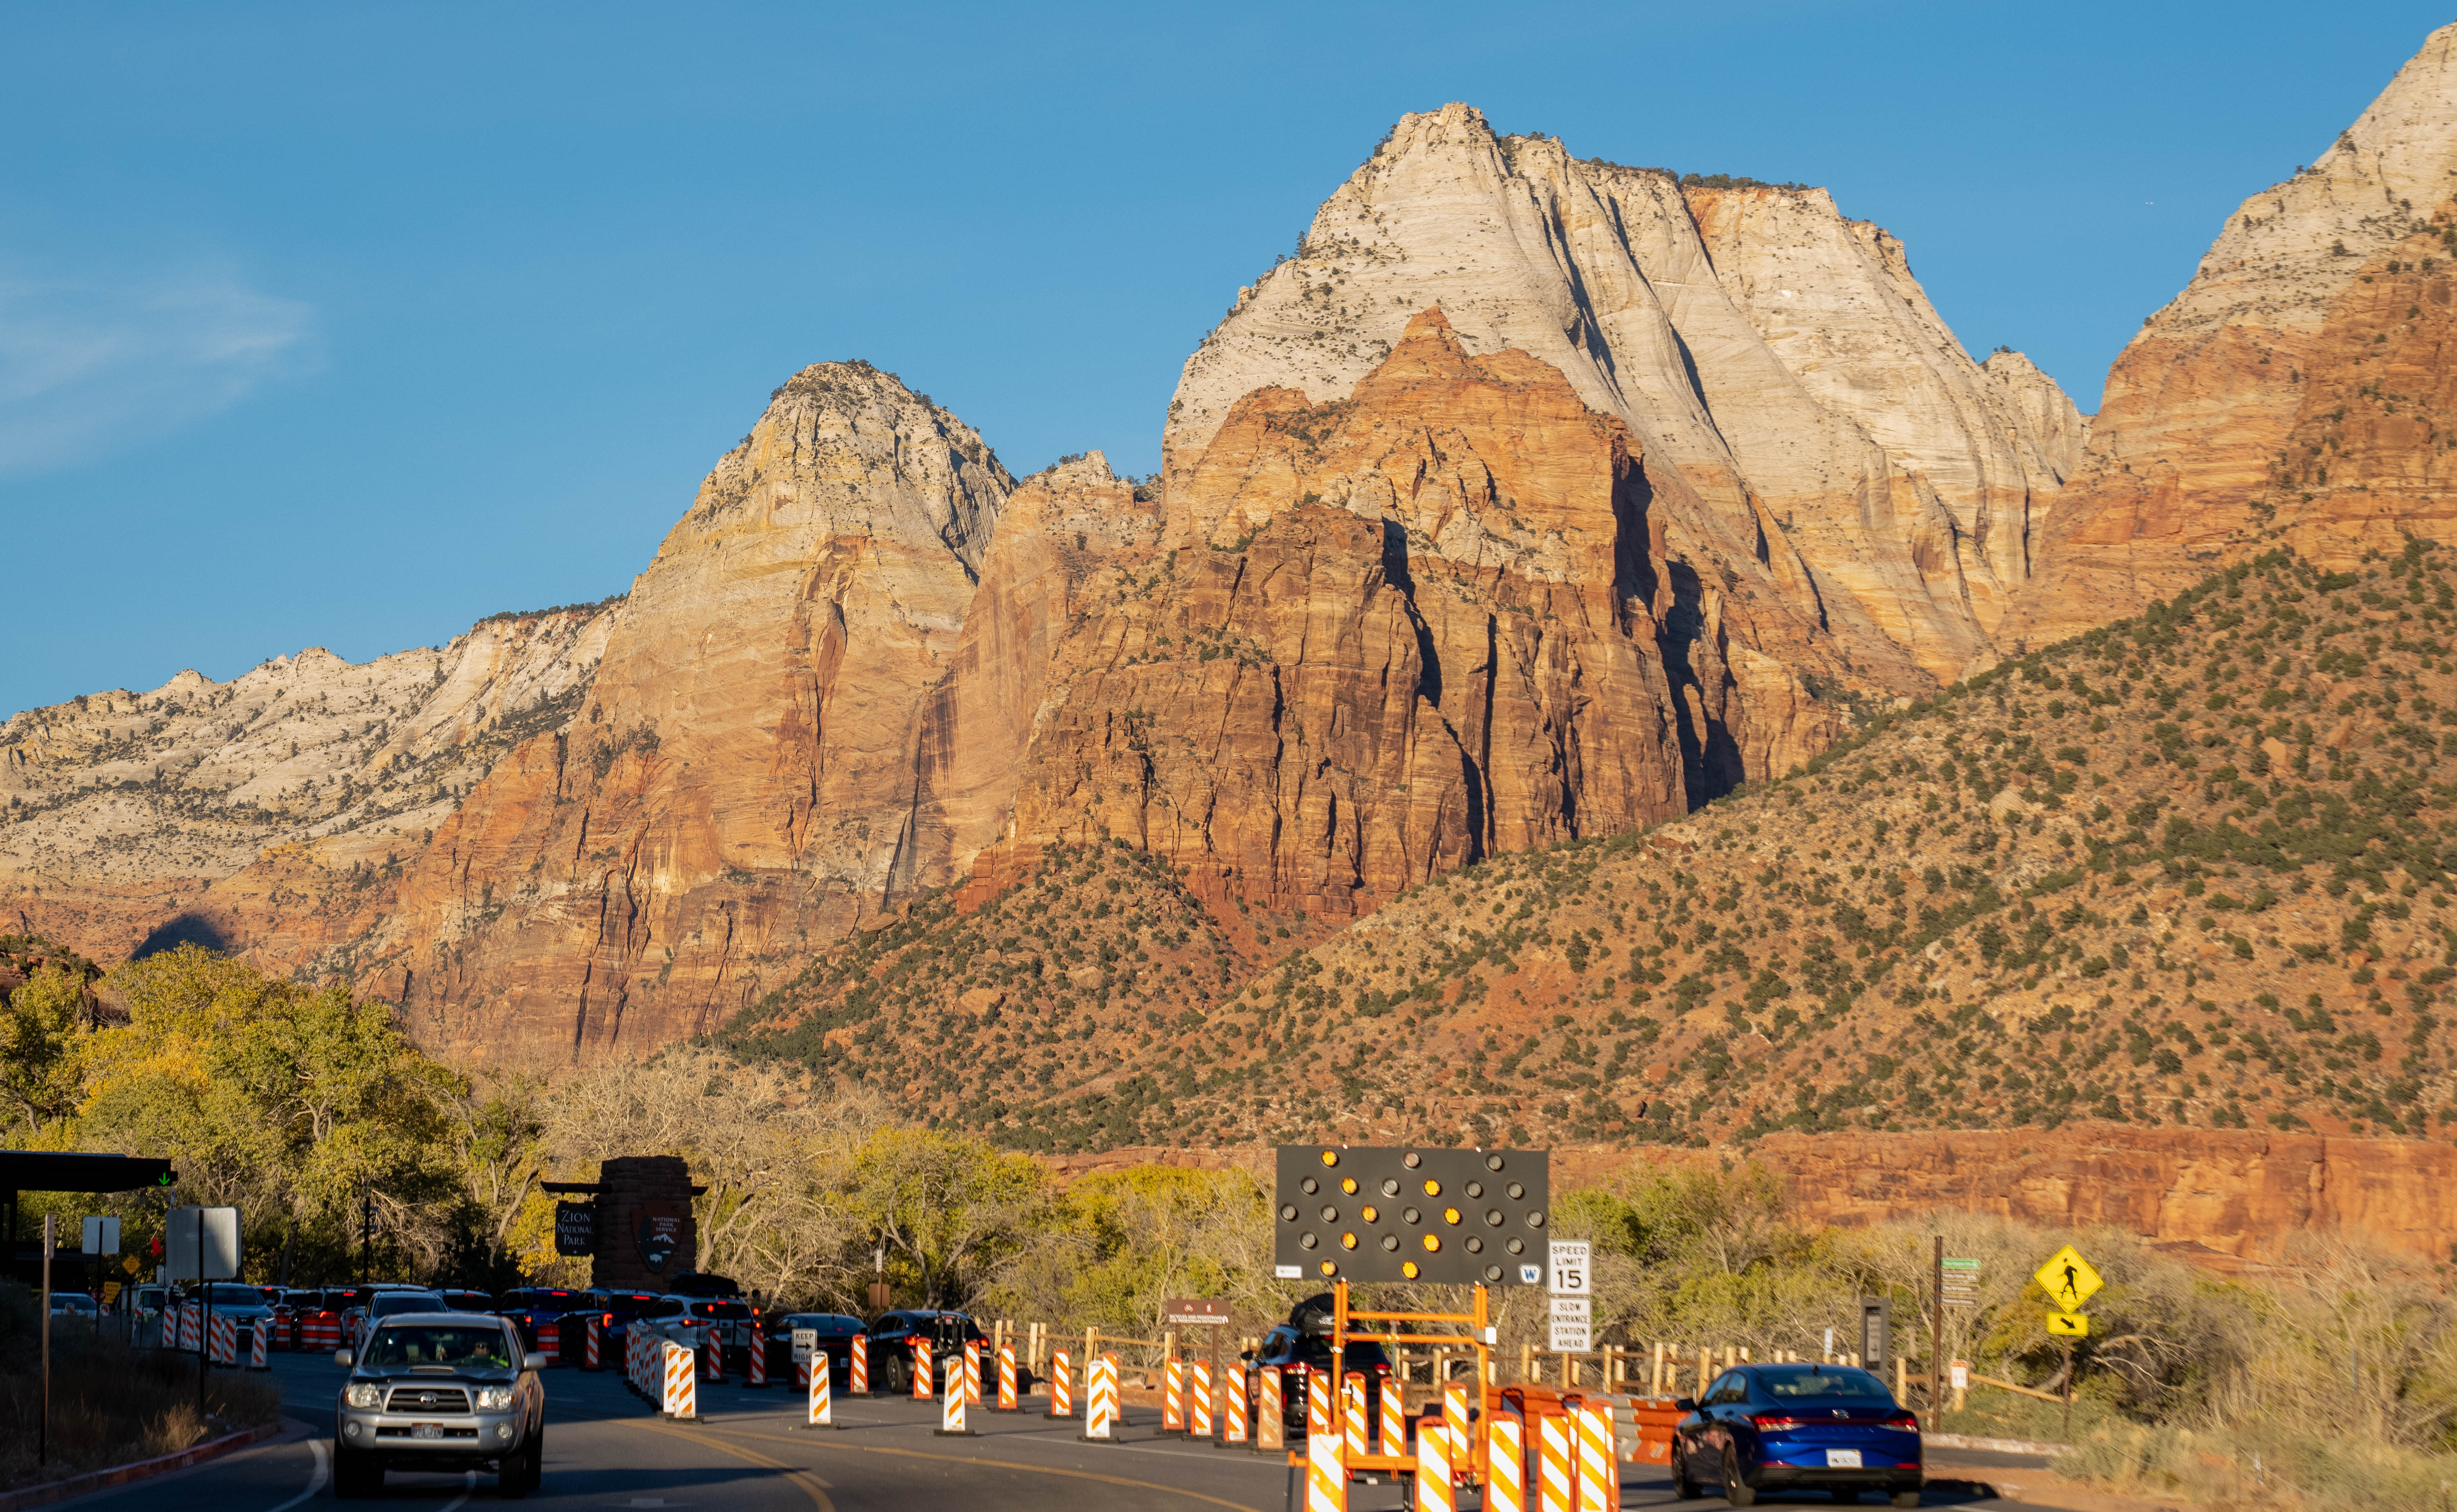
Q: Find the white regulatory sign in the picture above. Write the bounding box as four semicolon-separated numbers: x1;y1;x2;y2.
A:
1548;1239;1591;1296
1549;1317;1592;1352
1549;1295;1591;1323
791;1328;817;1364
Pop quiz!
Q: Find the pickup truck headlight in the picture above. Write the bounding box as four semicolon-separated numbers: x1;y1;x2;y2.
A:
344;1384;383;1408
475;1386;514;1410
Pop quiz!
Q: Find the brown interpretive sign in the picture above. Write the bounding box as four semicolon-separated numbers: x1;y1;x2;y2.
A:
1163;1298;1231;1326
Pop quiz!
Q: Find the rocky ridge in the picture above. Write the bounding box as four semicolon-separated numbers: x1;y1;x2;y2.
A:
1168;106;2087;687
2004;21;2457;647
0;604;614;960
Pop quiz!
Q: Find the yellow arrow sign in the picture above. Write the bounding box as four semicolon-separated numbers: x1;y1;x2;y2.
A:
2045;1311;2090;1338
2033;1244;2103;1311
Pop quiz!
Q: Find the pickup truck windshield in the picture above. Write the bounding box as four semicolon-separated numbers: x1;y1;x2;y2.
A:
364;1325;515;1370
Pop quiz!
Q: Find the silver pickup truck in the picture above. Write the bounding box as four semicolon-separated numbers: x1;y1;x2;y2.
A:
333;1311;548;1497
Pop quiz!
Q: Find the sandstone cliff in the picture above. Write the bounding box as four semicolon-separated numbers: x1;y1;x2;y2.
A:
976;311;1769;924
0;605;613;960
1168;106;2084;687
2003;22;2457;647
175;362;1013;1067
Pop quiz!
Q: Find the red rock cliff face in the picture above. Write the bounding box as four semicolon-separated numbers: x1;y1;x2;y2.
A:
976;312;1836;921
2004;23;2457;647
1743;1126;2457;1266
209;363;1012;1068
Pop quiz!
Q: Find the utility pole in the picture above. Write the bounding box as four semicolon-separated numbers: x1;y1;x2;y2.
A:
39;1214;54;1467
1930;1235;1944;1420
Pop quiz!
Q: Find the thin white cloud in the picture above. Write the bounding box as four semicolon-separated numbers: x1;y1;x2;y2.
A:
0;267;315;475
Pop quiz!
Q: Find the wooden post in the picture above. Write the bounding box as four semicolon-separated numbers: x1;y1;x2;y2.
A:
1896;1356;1908;1402
1696;1347;1709;1398
1931;1234;1945;1417
1519;1340;1533;1385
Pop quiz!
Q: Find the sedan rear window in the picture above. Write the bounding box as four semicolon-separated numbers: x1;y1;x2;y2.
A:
205;1284;264;1305
363;1325;516;1370
372;1294;450;1317
1760;1366;1893;1402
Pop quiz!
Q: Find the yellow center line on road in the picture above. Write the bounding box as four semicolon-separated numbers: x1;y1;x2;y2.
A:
639;1420;837;1512
703;1424;1267;1512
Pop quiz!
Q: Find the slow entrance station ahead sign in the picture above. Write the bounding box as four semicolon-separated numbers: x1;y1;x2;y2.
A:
1273;1145;1550;1286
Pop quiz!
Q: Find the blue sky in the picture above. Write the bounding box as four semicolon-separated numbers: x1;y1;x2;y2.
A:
2;1;2449;719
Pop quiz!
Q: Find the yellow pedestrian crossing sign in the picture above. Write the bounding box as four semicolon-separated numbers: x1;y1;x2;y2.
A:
2045;1311;2089;1338
2034;1245;2103;1310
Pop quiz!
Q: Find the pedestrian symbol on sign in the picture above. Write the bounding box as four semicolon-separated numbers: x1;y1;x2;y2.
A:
2032;1245;2103;1311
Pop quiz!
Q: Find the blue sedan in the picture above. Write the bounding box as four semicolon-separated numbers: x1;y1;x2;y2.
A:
1673;1362;1921;1506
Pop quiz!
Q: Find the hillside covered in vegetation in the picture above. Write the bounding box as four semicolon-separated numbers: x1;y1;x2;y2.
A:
728;546;2457;1154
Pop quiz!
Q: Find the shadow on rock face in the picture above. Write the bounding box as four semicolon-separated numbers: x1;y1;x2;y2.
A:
131;912;231;959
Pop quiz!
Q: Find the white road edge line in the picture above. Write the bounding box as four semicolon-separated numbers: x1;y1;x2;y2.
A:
437;1468;478;1512
262;1438;329;1512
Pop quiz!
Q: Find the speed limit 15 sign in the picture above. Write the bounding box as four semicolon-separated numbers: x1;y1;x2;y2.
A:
1549;1240;1591;1296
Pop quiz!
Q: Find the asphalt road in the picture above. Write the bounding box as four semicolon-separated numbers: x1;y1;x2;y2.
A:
50;1352;2067;1512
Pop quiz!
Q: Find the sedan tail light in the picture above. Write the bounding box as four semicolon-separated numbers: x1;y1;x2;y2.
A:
1884;1411;1919;1430
1751;1413;1803;1429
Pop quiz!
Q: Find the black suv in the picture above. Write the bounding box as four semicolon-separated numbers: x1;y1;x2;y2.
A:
1246;1294;1398;1434
866;1311;986;1395
495;1288;586;1352
763;1312;867;1388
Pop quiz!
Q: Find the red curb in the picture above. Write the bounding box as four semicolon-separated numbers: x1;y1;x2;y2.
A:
0;1420;282;1512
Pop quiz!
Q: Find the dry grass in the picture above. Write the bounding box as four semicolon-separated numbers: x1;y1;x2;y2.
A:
0;1287;279;1491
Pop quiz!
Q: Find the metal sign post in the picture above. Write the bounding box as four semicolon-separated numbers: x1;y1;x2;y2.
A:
1164;1299;1231;1444
39;1214;53;1468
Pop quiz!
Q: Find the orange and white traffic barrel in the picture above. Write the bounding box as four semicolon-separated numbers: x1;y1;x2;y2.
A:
1048;1349;1072;1418
1486;1412;1527;1512
538;1320;559;1364
1163;1358;1186;1433
965;1341;982;1406
1082;1354;1119;1442
1416;1395;1456;1512
702;1332;724;1383
663;1339;698;1421
1305;1369;1344;1512
805;1348;832;1428
1190;1357;1213;1440
1342;1373;1369;1462
1258;1366;1284;1452
248;1317;270;1370
1379;1376;1404;1458
583;1316;602;1371
996;1343;1018;1411
851;1335;868;1395
1537;1412;1574;1512
747;1330;767;1388
1575;1399;1618;1512
937;1360;973;1437
1223;1363;1249;1446
912;1338;933;1400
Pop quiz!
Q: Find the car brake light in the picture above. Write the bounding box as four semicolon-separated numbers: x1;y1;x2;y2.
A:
1751;1413;1802;1429
1884;1411;1918;1429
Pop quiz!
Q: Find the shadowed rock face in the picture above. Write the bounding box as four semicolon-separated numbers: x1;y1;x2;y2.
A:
2004;22;2457;648
1168;104;2084;690
969;311;1833;923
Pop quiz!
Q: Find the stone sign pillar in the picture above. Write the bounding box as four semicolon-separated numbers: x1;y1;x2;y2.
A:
591;1155;699;1291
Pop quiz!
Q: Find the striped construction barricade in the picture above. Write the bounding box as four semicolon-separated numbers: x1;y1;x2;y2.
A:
1416;1392;1456;1512
746;1331;767;1389
1537;1411;1575;1512
965;1341;981;1406
1487;1412;1528;1512
1081;1354;1118;1442
248;1317;270;1370
1222;1363;1249;1446
1048;1349;1072;1418
1189;1357;1213;1440
1575;1399;1618;1512
538;1320;559;1364
662;1338;698;1421
702;1332;724;1384
996;1343;1018;1411
935;1361;973;1437
1162;1358;1186;1433
160;1307;176;1350
306;1313;340;1354
802;1348;833;1429
850;1336;868;1396
1378;1375;1404;1458
180;1300;201;1353
583;1316;603;1371
911;1339;933;1400
1304;1369;1343;1512
1341;1373;1369;1462
1303;1366;1329;1440
208;1313;239;1366
1257;1365;1284;1451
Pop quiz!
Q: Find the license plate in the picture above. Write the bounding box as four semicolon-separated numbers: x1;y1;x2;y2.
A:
1825;1449;1864;1468
412;1424;443;1441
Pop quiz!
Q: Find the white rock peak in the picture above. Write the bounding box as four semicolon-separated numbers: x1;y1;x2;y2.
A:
1166;102;2086;680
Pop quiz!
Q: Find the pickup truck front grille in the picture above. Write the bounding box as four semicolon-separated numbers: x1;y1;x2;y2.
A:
384;1386;471;1415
